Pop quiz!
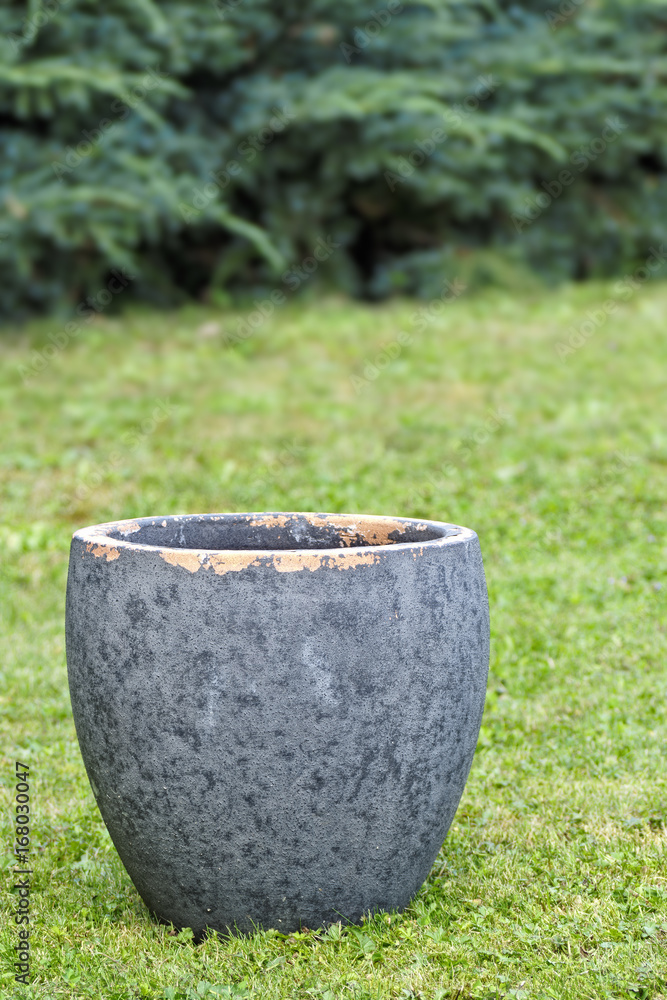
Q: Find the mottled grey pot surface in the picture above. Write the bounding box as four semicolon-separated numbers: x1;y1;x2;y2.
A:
65;512;489;937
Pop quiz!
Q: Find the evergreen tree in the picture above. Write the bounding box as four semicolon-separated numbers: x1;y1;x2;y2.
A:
1;0;666;318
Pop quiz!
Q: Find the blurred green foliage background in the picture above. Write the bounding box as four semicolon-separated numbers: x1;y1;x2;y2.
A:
2;0;667;320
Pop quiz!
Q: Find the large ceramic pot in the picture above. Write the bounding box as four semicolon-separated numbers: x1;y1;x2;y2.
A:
66;512;489;937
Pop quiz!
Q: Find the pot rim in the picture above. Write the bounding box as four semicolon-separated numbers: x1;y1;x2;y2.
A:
71;512;477;573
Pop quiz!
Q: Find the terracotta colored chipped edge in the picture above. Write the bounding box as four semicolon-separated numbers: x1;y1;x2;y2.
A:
73;513;475;574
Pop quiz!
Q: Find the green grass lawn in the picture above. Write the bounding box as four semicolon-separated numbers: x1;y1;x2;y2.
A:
1;280;666;1000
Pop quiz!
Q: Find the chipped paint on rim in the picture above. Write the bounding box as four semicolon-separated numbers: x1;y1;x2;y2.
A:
73;513;476;573
156;546;388;575
116;521;141;536
84;541;121;562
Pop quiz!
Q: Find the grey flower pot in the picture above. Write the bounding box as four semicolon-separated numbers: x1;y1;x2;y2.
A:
66;512;489;937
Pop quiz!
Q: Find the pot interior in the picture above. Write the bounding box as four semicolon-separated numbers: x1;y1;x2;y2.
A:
105;513;451;551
